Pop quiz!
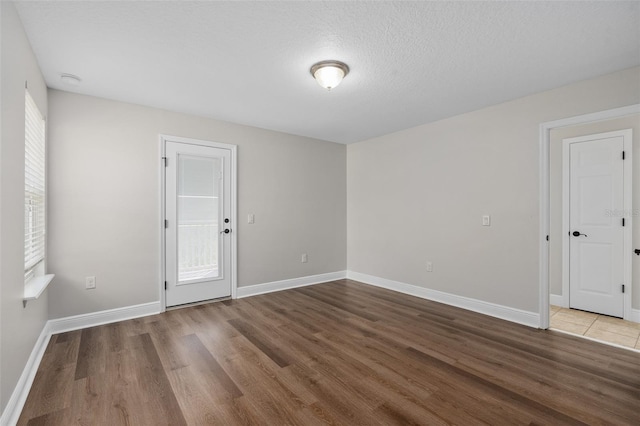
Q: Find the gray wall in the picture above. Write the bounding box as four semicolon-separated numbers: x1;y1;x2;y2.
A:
347;67;640;313
47;90;346;319
549;114;640;310
0;2;49;413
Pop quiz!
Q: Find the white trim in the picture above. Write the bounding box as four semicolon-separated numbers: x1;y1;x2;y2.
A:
347;271;540;328
551;328;640;354
159;134;238;309
0;322;52;426
539;120;551;329
561;137;570;309
539;104;640;329
23;274;54;306
230;144;238;300
542;104;640;131
549;294;565;307
236;271;347;299
629;308;640;323
159;136;166;312
48;301;161;334
623;131;633;321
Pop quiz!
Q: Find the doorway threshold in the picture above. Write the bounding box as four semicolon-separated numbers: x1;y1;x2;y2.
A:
550;305;640;351
166;296;231;311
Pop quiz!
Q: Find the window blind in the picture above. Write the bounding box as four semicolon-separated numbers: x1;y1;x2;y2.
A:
24;90;46;281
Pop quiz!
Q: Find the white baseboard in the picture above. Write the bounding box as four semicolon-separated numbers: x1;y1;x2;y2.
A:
629;308;640;323
48;301;162;334
0;322;52;426
549;294;565;307
346;271;540;328
1;301;162;424
236;271;347;299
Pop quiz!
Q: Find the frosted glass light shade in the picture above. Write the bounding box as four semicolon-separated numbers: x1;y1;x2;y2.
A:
310;61;349;90
313;66;344;89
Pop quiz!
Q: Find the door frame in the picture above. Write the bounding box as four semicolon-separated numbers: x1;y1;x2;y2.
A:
539;104;640;329
159;134;238;312
561;130;632;316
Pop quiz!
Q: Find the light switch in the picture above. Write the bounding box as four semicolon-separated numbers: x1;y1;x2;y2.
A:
248;213;255;224
85;276;96;289
482;215;491;226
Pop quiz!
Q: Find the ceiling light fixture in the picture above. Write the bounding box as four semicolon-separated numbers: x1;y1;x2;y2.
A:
60;73;82;86
310;60;349;91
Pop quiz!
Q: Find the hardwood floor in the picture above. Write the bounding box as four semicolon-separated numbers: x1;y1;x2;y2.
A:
18;280;640;425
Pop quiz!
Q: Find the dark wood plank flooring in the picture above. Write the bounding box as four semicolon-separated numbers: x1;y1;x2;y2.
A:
18;280;640;425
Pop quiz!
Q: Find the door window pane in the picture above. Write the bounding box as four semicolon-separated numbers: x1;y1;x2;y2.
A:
177;155;221;282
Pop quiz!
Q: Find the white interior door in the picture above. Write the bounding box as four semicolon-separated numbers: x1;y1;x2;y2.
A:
165;141;232;307
566;132;626;317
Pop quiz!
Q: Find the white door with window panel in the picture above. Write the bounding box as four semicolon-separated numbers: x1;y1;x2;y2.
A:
566;131;629;318
165;141;232;307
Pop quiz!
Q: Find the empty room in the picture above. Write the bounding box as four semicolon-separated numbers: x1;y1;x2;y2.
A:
1;1;640;425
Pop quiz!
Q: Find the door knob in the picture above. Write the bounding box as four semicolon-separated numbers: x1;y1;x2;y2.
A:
572;231;588;237
221;229;231;234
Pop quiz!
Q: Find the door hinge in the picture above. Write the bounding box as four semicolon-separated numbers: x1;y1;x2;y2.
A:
622;151;626;160
165;281;167;290
622;284;625;293
164;219;168;228
622;218;625;227
162;157;167;167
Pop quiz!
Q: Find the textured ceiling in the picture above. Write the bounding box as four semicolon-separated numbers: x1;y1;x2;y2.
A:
15;1;640;144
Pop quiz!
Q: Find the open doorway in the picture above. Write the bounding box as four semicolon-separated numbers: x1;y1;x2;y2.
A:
540;106;640;350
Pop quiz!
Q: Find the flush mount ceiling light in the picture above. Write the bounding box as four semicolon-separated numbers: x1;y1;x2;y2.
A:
60;73;82;86
310;60;350;91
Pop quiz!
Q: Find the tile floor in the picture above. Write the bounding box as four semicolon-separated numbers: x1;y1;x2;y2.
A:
550;305;640;350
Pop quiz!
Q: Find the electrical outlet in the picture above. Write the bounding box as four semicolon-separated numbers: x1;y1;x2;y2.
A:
85;276;96;289
426;262;433;272
248;213;255;224
301;253;308;263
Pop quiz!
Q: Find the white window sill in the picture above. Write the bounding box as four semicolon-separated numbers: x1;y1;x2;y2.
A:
23;274;54;307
